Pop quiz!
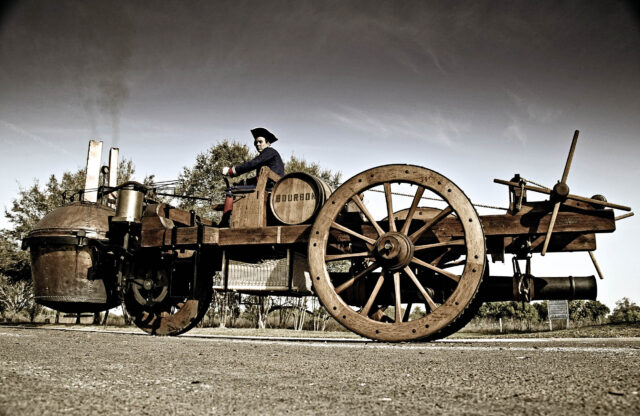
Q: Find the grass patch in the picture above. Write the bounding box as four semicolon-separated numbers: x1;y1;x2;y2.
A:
451;323;640;339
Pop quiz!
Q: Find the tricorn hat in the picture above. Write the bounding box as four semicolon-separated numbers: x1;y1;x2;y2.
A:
251;127;278;144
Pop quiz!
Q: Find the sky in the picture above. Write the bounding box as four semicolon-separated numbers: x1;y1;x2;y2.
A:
0;0;639;308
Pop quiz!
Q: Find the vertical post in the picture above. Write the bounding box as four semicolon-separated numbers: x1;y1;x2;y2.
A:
549;317;552;331
107;147;119;204
83;140;103;203
499;317;503;333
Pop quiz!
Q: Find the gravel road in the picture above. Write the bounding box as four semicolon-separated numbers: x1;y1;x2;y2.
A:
1;327;639;415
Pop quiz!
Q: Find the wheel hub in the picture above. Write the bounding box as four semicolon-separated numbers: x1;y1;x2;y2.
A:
142;278;155;291
373;232;414;270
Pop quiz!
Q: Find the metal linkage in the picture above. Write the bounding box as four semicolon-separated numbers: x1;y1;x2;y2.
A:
512;256;532;303
519;177;550;191
368;188;508;211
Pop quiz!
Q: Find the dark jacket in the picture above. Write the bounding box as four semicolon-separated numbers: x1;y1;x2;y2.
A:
234;147;285;178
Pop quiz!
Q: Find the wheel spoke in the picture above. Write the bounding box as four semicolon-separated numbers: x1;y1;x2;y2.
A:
409;206;453;243
414;240;465;252
393;272;402;324
400;186;425;234
328;243;348;254
335;261;379;294
429;248;451;267
404;266;438;311
440;259;466;269
384;182;396;232
361;273;385;317
351;195;385;237
411;256;460;282
402;302;413;322
331;221;376;245
326;251;372;261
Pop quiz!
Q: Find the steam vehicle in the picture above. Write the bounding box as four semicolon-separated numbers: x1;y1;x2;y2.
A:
23;131;633;341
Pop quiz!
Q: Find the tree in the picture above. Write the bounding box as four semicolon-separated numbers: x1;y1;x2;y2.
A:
0;231;31;282
284;155;342;189
174;140;253;222
609;298;640;323
292;296;309;330
569;300;588;322
569;300;611;323
583;300;610;323
310;297;330;331
245;295;272;329
0;274;34;321
476;301;541;330
533;301;548;321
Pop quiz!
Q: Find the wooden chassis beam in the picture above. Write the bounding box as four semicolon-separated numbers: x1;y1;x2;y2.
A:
140;208;615;251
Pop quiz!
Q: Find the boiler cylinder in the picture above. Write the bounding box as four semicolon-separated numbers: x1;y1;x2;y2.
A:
24;202;118;313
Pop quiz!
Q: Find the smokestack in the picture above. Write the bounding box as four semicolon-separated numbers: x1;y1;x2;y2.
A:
107;147;119;204
83;140;103;203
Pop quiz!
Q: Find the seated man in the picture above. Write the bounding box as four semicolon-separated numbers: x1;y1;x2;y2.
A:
219;128;285;226
222;127;285;185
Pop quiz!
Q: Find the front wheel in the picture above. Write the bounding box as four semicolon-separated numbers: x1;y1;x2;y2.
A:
308;165;486;342
124;254;212;336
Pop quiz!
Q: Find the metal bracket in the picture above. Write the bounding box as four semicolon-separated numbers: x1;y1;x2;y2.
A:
512;255;532;303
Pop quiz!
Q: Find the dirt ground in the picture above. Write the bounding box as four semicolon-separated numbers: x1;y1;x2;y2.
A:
1;327;639;415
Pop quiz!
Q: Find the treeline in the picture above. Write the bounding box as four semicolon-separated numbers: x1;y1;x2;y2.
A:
467;298;640;333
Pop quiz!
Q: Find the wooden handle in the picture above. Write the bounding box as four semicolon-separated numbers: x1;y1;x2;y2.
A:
541;201;561;256
561;130;579;184
588;251;604;280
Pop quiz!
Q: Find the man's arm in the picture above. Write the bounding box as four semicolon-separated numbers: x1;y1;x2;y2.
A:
232;148;277;176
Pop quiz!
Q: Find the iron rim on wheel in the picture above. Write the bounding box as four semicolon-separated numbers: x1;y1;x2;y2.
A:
308;164;486;342
124;267;212;336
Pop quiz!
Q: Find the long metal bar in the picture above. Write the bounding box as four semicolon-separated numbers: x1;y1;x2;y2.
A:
493;179;631;211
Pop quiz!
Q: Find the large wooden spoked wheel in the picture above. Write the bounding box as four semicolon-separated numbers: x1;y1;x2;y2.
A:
308;165;486;342
124;273;212;336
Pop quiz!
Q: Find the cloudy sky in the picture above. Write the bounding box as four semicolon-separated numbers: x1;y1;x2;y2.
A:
1;1;638;307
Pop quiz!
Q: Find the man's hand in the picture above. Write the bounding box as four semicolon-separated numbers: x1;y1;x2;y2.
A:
221;167;233;176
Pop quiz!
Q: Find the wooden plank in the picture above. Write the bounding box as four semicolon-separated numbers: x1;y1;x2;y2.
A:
140;215;172;247
161;205;192;226
203;227;219;244
141;224;310;248
229;166;278;229
176;227;197;245
503;233;596;253
219;225;310;246
341;210;614;243
478;209;615;237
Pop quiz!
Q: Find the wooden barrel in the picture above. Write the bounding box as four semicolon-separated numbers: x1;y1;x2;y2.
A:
270;173;333;224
